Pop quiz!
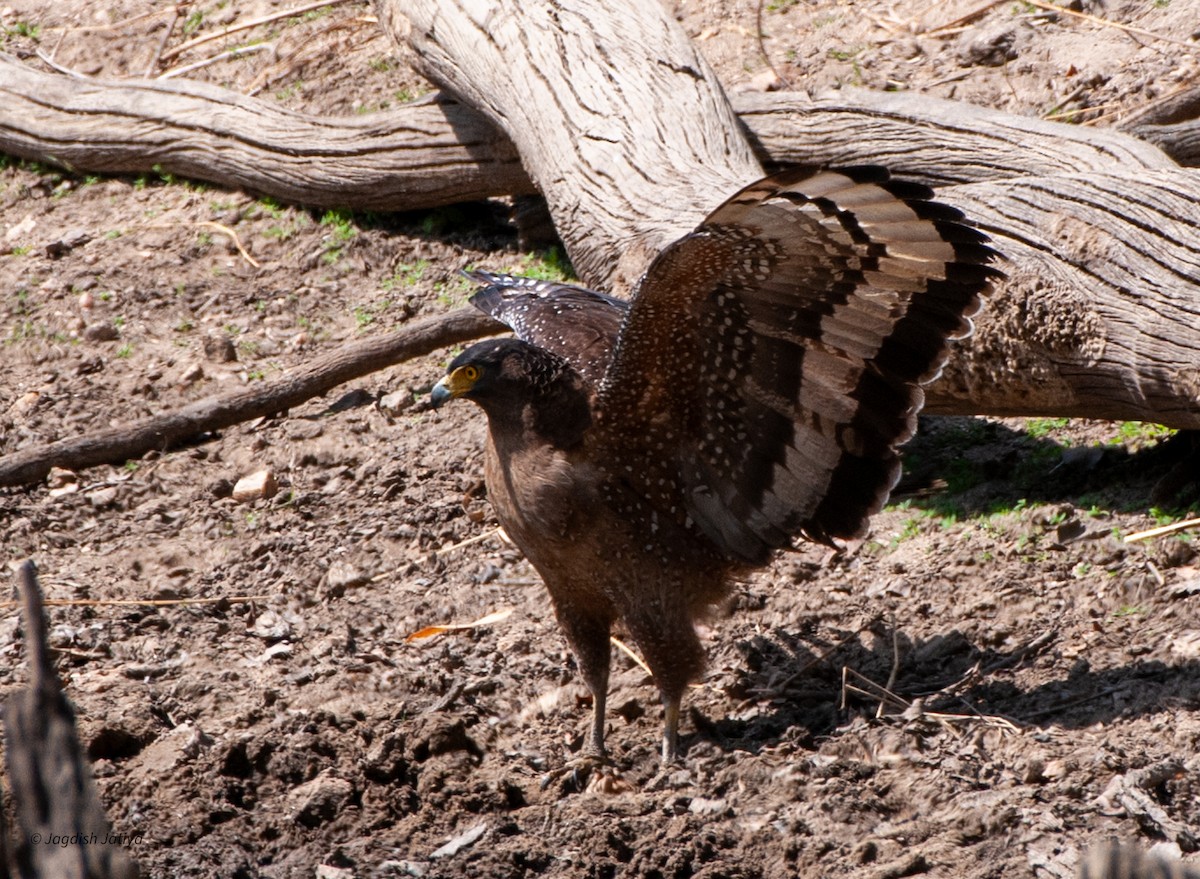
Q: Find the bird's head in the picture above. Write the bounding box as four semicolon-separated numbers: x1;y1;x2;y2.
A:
430;338;566;410
430;338;593;444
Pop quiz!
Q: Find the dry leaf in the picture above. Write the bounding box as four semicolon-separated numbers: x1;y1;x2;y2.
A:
405;608;514;642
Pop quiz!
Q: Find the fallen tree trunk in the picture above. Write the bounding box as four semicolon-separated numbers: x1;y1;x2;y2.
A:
1118;86;1200;167
0;53;1177;215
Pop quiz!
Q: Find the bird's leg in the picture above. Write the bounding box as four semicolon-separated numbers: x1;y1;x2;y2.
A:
539;607;614;792
585;677;609;758
661;693;682;765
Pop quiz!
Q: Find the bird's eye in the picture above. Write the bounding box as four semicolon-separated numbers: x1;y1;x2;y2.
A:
461;365;481;381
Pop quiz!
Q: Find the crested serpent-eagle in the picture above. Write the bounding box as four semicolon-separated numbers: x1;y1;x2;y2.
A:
431;166;1002;765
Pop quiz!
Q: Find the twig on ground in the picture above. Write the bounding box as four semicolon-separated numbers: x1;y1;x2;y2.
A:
159;43;274;80
0;594;270;609
197;220;261;267
1124;516;1200;543
144;6;182;76
159;0;355;63
1023;0;1198;51
0;307;504;488
922;0;1006;36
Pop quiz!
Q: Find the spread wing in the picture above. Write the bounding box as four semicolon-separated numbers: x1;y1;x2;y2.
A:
463;270;628;386
595;166;1002;563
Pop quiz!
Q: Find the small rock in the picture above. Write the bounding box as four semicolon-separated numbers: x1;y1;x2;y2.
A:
45;229;91;258
249;609;292;641
83;322;119;342
745;69;784;92
177;362;204;385
203;333;237;363
956;22;1019;67
316;866;355;879
431;822;488;859
379;389;414;413
261;642;293;662
88;486;119;508
232;469;278;502
47;466;78;497
8;390;40;417
325;560;370;596
5;213;35;241
688;796;728;815
1022;758;1047;784
289;772;354;829
78;289;95;310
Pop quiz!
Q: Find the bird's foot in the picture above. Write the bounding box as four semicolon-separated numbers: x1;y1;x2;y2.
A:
539;751;621;796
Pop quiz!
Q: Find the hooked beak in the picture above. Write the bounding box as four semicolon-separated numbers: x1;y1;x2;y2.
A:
430;368;475;409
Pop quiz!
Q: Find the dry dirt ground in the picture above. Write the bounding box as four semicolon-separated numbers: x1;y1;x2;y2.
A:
2;1;1200;877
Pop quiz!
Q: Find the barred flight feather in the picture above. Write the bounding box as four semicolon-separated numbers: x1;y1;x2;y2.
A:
596;165;1000;561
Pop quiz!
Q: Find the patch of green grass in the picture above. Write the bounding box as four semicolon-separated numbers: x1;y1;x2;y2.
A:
517;246;574;282
1109;421;1175;448
4;21;41;40
183;9;204;35
263;213;310;241
891;515;924;547
1025;417;1069;439
276;81;303;101
115;344;134;359
827;45;864;62
9;245;31;256
319;208;357;264
382;259;430;290
353;305;376;329
1112;605;1147;618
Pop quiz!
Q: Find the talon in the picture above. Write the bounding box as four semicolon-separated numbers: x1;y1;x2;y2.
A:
539;752;616;795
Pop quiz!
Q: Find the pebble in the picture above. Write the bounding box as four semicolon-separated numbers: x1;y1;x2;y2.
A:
232;469;278;502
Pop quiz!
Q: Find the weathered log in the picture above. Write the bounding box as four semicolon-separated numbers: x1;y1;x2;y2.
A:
0;51;535;212
0;307;501;488
740;89;1179;184
4;561;139;879
936;170;1200;424
376;0;763;293
1118;86;1200;167
0;52;1177;213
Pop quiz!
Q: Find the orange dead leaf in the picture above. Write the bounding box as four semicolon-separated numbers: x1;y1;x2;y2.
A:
405;608;514;642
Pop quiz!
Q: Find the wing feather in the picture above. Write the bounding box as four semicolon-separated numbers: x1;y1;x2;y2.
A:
595;166;1002;562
